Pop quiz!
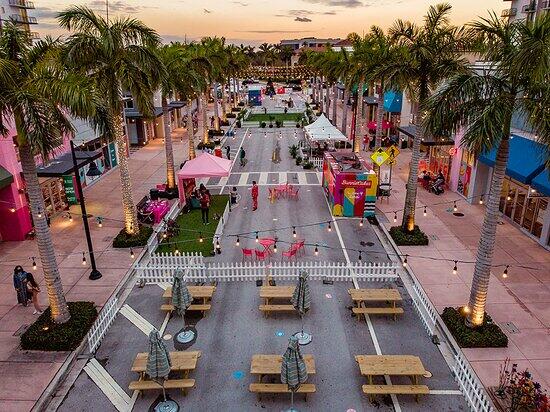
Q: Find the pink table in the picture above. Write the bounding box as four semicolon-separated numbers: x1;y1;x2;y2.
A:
259;238;276;255
146;200;170;224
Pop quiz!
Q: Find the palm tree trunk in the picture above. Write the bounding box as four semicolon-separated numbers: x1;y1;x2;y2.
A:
312;77;317;104
212;83;220;131
341;88;348;135
18;140;70;323
467;134;510;327
319;77;324;114
221;82;227;121
187;99;196;160
332;84;338;126
325;82;330;117
202;93;209;144
114;112;140;234
375;89;385;149
353;82;364;153
233;77;238;108
401;105;421;232
162;96;176;190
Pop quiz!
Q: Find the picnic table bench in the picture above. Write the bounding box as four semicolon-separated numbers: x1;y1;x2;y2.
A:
259;286;296;317
161;303;212;315
249;383;316;401
355;355;431;402
161;285;216;316
348;288;403;321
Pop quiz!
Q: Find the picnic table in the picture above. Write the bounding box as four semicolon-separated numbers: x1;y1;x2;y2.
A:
132;350;201;379
250;354;316;382
259;285;294;305
163;285;216;305
348;288;403;321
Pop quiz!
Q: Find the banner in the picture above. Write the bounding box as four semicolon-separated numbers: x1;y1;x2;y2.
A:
62;175;78;205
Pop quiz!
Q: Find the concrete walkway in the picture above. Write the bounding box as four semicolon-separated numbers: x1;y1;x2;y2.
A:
0;124;194;411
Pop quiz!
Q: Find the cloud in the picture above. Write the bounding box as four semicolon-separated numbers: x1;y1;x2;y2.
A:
232;1;249;5
275;9;338;18
33;8;59;20
89;0;143;13
301;0;364;7
295;17;312;22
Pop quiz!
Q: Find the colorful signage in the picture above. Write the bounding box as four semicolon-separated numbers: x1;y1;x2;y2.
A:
62;174;78;205
342;179;373;188
371;148;389;167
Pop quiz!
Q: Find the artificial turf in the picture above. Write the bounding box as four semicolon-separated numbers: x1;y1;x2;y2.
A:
246;113;304;123
155;194;228;255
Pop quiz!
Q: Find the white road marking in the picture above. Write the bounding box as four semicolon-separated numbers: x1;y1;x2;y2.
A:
297;172;307;185
259;172;268;185
237;173;249;186
218;176;228;188
279;172;287;184
119;304;155;336
84;358;131;412
157;283;170;291
159;312;171;335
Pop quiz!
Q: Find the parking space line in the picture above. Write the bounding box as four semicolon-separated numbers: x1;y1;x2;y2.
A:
84;358;131;412
119;304;155;336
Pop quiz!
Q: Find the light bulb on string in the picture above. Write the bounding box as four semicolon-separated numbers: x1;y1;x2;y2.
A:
199;233;203;243
273;242;277;253
359;218;364;227
358;251;362;261
402;255;408;267
82;252;87;266
32;257;37;270
393;212;397;223
462;305;470;314
37;209;42;218
452;261;458;275
235;236;240;247
175;248;180;255
68;212;73;222
255;232;259;242
9;207;15;213
293;227;297;238
98;217;103;228
479;195;484;205
314;244;319;256
130;248;135;259
502;265;509;279
327;221;332;232
216;237;221;250
163;232;168;239
453;201;458;212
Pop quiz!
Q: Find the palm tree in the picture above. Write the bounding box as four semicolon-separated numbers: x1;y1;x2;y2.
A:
384;3;467;231
0;24;112;323
258;43;272;66
425;13;550;327
59;6;163;236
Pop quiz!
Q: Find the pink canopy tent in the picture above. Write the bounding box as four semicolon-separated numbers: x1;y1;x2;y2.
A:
177;153;232;203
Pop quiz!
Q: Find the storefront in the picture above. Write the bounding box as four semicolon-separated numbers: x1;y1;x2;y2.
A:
457;148;475;198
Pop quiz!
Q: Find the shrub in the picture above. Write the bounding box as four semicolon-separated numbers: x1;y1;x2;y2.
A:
303;161;314;169
238;102;245;107
220;119;230;126
226;112;236;118
441;307;508;348
208;129;224;137
268;123;273;128
236;120;241;128
231;107;240;112
21;302;98;351
389;225;429;246
260;121;266;128
296;123;301;128
275;119;283;128
295;156;302;165
113;224;153;248
197;141;216;150
289;145;298;158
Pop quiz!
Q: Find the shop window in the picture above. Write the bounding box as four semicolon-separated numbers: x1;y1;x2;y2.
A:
458;149;474;197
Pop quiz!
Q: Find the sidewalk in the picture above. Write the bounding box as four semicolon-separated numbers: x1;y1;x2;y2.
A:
374;149;550;390
0;126;192;411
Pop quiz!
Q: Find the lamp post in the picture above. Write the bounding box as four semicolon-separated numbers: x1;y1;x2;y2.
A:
70;140;102;280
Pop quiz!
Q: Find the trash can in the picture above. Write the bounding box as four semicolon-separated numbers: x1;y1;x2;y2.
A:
150;188;160;201
214;147;222;158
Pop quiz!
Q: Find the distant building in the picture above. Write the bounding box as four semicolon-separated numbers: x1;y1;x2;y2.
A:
501;0;549;22
331;39;354;52
280;37;341;51
0;0;39;39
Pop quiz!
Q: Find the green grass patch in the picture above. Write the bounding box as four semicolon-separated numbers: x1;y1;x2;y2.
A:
247;113;304;123
156;195;227;255
21;302;98;351
442;307;508;348
113;225;153;248
389;225;429;246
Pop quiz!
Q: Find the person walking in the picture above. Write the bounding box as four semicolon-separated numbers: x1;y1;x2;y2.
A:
226;145;231;160
251;181;259;211
200;189;211;224
13;265;29;306
26;273;43;314
239;147;246;167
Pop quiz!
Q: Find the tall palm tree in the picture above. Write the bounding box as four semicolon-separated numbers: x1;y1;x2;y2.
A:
258;43;272;66
0;24;112;323
425;13;550;327
384;3;467;231
59;6;163;236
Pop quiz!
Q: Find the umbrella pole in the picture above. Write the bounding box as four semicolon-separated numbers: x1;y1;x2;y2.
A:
162;381;167;402
291;390;294;408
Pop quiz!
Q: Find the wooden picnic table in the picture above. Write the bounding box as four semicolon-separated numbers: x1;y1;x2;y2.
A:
250;354;316;382
259;285;294;305
355;355;428;385
163;285;216;304
132;351;201;379
348;288;402;307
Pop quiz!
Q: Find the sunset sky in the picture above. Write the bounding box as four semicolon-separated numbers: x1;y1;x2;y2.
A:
35;0;504;46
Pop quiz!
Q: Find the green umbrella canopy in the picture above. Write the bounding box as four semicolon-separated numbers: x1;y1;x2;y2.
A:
171;270;192;317
291;270;311;315
146;330;171;380
281;335;308;391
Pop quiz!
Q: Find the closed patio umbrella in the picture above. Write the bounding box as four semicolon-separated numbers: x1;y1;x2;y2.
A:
146;330;178;412
291;270;312;345
171;271;196;345
281;335;308;412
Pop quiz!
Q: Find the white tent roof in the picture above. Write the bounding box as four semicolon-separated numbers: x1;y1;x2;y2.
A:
304;114;348;142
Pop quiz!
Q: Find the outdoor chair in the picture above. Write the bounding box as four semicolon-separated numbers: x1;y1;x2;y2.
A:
291;240;305;256
281;248;297;261
242;248;254;262
255;250;268;261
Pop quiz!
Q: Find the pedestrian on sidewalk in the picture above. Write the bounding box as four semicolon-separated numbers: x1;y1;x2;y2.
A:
239;147;246;167
251;181;259;211
226;145;231;160
26;273;43;314
13;265;29;306
200;189;211;224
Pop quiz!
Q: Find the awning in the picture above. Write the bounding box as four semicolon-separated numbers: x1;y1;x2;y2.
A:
177;152;232;179
304;114;348;142
124;107;164;119
397;125;454;146
531;170;550;197
478;134;546;184
36;150;102;177
0;166;14;189
169;101;186;109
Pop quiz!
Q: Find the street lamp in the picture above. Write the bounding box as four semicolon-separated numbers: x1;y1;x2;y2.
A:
70;140;102;280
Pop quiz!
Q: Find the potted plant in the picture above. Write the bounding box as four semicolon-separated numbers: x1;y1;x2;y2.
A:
295;156;302;166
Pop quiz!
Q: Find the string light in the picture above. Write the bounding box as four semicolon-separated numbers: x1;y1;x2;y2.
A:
314;244;319;256
359;218;364;227
327;222;332;232
68;213;73;222
235;236;240;246
358;251;362;261
293;227;297;238
9;207;15;213
462;305;470;314
216;237;221;249
82;252;87;266
255;232;259;242
452;261;458;275
393;212;397;223
37;209;42;218
199;233;204;243
97;217;103;228
423;206;427;217
502;265;509;278
163;232;168;239
175;248;180;255
403;255;408;267
478;196;484;205
453;201;458;212
130;248;135;259
273;242;277;253
32;257;37;270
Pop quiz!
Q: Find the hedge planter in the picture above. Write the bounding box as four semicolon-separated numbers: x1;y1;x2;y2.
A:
441;307;508;348
21;302;98;351
113;225;153;248
389;225;429;246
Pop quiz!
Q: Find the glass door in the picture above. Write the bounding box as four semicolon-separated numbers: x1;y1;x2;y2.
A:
513;188;527;224
522;197;537;232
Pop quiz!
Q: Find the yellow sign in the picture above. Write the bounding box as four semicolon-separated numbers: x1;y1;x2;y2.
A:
371;148;389;167
387;158;397;166
385;145;400;160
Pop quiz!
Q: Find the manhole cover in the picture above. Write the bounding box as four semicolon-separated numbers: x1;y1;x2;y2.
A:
501;322;520;334
453;212;465;217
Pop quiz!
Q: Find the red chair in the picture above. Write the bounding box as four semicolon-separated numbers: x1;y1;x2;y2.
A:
282;248;297;261
255;250;268;261
242;248;254;261
288;188;300;201
291;240;305;256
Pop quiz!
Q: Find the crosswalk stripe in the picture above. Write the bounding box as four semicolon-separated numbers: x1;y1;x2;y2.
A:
258;172;268;185
119;304;155;336
84;358;131;412
237;173;249;186
297;173;307;185
218;176;228;187
279;172;287;184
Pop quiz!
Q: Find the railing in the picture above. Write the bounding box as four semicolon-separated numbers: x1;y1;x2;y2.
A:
310;157;323;170
149;252;204;267
522;3;536;13
543;1;550;10
9;14;37;23
501;8;517;17
86;296;118;353
9;0;35;8
135;260;399;284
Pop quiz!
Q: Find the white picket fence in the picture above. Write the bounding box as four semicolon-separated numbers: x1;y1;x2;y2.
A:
135;260;399;284
149;252;204;267
310;157;323;170
87;296;118;354
212;202;230;248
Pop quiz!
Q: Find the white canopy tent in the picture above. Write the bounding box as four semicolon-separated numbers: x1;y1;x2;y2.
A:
303;114;348;143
